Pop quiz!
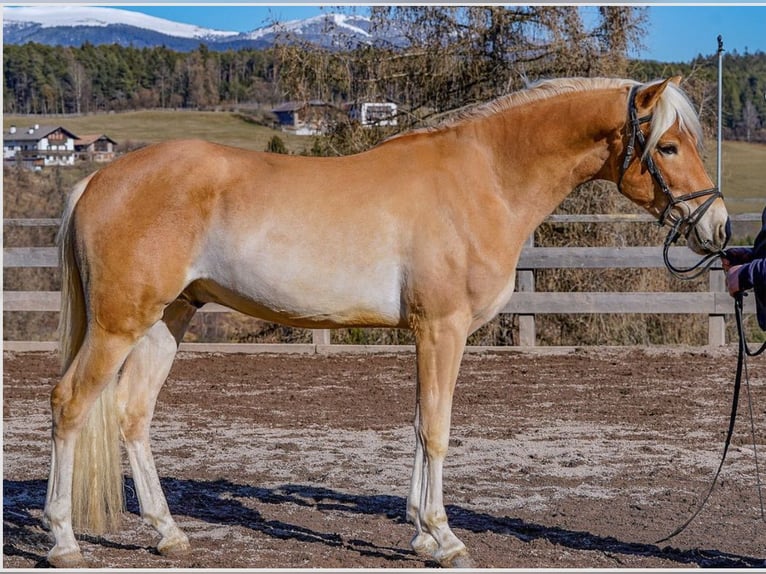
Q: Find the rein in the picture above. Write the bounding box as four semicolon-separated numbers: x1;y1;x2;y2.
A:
732;293;766;521
662;219;725;281
619;85;724;280
657;292;766;544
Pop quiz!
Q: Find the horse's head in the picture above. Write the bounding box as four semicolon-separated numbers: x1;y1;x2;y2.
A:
616;77;730;256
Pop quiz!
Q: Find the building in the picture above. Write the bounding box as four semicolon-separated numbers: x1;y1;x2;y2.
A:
271;100;340;135
74;134;118;163
3;124;79;169
347;102;398;127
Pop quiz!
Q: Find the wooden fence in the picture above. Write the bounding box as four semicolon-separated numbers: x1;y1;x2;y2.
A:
4;214;760;353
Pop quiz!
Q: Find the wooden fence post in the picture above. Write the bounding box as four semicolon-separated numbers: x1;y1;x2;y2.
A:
312;329;331;346
708;268;726;346
517;234;536;346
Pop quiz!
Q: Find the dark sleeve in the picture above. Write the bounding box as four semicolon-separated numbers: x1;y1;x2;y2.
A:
724;246;755;265
737;257;766;291
738;256;766;331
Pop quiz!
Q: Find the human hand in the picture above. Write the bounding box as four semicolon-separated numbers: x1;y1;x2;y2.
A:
725;265;743;296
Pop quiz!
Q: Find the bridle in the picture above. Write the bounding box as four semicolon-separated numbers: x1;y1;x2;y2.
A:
618;85;725;279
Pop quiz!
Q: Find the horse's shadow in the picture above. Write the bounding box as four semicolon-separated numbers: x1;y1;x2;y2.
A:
4;477;764;568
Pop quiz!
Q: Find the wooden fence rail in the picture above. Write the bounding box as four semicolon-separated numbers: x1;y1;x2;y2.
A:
4;214;760;352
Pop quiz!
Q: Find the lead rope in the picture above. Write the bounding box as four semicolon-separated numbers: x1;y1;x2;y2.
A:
735;293;766;522
657;292;766;544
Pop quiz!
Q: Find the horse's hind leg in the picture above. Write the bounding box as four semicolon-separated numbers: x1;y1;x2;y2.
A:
46;326;137;567
116;300;196;556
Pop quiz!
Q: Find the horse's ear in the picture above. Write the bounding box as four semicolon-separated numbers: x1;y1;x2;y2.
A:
635;78;676;113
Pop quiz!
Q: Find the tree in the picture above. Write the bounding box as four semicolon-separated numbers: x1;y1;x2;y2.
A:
595;6;647;75
273;6;647;155
65;49;90;114
265;135;288;154
742;99;759;141
274;6;646;120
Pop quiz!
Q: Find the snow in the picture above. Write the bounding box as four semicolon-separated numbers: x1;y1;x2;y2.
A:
244;13;370;41
2;6;238;39
331;13;372;37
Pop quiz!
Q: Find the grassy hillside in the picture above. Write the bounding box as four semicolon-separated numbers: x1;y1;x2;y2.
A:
717;141;766;214
3;110;311;154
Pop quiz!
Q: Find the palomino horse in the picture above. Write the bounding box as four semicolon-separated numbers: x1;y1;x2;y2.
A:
45;77;729;567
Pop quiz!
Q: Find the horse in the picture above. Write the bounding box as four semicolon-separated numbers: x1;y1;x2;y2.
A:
44;76;729;568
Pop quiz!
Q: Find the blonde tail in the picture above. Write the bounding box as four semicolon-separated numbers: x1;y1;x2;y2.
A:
58;171;124;533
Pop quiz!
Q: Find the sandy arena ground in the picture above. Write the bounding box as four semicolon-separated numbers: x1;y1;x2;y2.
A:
4;347;766;569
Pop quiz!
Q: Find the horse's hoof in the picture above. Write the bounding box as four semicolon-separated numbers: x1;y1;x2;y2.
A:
411;532;438;557
47;549;85;568
440;550;475;568
158;534;191;557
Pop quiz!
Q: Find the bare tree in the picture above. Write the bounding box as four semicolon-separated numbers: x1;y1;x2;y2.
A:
272;6;647;152
742;99;759;142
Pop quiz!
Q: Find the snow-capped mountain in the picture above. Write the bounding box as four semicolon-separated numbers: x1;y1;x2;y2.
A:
244;13;371;45
3;6;238;39
3;6;240;49
2;6;406;51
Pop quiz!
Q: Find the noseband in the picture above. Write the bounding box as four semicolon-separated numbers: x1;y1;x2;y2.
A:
618;85;724;279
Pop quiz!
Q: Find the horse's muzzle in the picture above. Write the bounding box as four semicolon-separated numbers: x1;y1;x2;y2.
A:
687;204;730;255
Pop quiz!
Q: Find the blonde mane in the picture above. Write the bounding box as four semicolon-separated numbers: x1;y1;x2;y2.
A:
459;77;634;123
389;77;704;153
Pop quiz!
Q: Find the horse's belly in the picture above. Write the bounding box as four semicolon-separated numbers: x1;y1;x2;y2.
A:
193;246;404;328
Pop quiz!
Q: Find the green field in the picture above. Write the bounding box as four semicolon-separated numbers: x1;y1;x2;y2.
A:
3;110;311;154
4;110;765;214
716;140;766;214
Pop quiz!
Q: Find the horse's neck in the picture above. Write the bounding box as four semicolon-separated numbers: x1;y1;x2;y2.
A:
478;89;626;228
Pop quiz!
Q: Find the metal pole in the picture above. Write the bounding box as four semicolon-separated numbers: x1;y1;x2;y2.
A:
717;35;724;194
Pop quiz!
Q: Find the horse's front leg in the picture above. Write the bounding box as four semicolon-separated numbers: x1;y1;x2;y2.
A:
409;313;474;568
407;403;438;557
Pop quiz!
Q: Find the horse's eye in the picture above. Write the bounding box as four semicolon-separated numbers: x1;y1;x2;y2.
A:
658;144;678;156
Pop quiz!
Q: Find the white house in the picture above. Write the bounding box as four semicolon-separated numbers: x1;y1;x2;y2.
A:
4;124;79;168
348;102;398;127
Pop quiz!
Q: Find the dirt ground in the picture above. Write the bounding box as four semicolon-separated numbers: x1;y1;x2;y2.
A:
4;347;766;569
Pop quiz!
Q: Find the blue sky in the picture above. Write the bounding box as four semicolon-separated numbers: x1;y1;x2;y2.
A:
114;4;766;63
